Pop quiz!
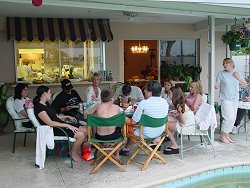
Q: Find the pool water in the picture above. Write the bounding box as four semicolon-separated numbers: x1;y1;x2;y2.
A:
155;166;250;188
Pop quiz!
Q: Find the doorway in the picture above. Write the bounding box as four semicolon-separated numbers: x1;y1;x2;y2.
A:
124;40;158;87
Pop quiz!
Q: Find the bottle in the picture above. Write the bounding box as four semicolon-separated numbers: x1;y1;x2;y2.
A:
119;95;122;107
128;94;131;106
79;102;84;114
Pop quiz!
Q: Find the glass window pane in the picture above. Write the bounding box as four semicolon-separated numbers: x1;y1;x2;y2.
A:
16;40;59;84
15;40;104;84
160;39;199;85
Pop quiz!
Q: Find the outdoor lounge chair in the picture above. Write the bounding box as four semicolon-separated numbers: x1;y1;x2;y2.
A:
127;114;168;171
6;96;35;153
26;107;76;168
178;103;216;159
87;113;126;174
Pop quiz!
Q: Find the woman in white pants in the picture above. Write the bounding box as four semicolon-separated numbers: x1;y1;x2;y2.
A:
215;58;247;143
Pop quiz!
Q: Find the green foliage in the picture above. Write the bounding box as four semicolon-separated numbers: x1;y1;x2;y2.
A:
221;29;250;45
0;83;10;130
0;84;9;107
221;30;241;44
160;62;202;81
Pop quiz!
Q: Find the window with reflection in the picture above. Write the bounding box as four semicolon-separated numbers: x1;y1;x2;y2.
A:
160;39;200;84
15;40;104;84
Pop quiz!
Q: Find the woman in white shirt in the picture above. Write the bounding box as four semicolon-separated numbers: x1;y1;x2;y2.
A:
161;79;174;109
164;86;195;155
86;72;102;106
14;83;33;128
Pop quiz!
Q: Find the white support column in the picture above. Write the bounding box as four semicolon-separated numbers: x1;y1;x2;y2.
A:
226;25;231;58
208;16;215;143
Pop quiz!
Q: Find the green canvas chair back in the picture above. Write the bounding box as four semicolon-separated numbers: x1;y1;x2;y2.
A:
140;114;168;128
87;112;126;127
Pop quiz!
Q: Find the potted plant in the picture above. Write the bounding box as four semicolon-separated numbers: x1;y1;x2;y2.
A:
221;30;241;51
239;28;250;47
189;65;202;80
0;83;10;135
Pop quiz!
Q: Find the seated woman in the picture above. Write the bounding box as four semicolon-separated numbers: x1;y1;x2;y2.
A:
164;86;196;155
161;79;175;110
86;72;102;107
186;80;203;114
14;83;33;128
33;85;87;162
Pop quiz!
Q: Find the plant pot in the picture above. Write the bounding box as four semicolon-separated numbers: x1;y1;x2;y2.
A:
241;40;249;48
229;43;240;51
229;43;241;51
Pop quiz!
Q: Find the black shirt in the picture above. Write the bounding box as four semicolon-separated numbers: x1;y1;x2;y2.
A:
34;102;63;125
51;90;82;114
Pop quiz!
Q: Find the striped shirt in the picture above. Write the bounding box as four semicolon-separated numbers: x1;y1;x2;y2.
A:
132;96;169;138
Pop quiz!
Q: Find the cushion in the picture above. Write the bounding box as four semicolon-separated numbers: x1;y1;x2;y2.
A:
27;108;41;128
6;96;23;131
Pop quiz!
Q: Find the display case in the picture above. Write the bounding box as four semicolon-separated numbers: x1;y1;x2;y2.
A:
15;40;105;84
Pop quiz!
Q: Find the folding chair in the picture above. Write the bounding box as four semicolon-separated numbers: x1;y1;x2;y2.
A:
6;96;35;153
87;113;126;174
127;114;168;171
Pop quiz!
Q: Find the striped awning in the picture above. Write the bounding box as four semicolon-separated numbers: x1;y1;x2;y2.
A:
7;17;113;42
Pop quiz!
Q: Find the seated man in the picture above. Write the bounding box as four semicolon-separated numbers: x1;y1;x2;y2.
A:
87;89;122;162
51;79;84;121
114;84;144;108
120;81;169;156
232;86;250;134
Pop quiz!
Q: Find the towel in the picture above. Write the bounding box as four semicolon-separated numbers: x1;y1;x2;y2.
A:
36;126;55;169
195;103;217;131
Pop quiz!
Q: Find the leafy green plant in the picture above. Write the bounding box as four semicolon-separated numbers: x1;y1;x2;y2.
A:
0;83;10;134
221;30;241;44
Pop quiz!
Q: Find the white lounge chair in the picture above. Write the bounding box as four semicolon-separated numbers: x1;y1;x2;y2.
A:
6;96;35;153
178;103;216;159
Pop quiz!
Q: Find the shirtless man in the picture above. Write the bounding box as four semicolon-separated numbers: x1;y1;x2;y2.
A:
87;89;122;161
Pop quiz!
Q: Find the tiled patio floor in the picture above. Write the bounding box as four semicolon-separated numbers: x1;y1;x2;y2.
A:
1;121;250;188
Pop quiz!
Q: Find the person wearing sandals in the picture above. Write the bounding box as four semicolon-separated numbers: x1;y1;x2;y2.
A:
34;85;87;162
215;58;247;143
119;81;169;156
164;86;195;155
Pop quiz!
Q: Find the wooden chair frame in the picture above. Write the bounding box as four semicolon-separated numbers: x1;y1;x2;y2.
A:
87;113;127;174
127;114;168;171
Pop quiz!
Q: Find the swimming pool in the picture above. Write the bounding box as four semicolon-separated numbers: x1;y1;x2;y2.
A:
154;165;250;188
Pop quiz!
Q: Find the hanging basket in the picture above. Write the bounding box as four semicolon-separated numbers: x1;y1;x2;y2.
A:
229;43;241;51
241;40;249;48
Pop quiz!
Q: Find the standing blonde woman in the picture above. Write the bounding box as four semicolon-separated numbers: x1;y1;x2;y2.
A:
186;80;203;114
215;58;247;143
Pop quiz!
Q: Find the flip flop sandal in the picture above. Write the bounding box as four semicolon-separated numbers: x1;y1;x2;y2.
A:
163;147;179;155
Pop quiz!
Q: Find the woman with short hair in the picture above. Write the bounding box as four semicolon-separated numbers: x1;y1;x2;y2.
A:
215;58;247;143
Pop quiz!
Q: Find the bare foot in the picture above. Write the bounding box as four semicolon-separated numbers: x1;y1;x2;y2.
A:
153;137;161;143
72;154;83;162
117;158;124;165
226;137;235;143
220;137;230;144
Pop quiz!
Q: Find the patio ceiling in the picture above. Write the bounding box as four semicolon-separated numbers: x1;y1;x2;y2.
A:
0;0;249;31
